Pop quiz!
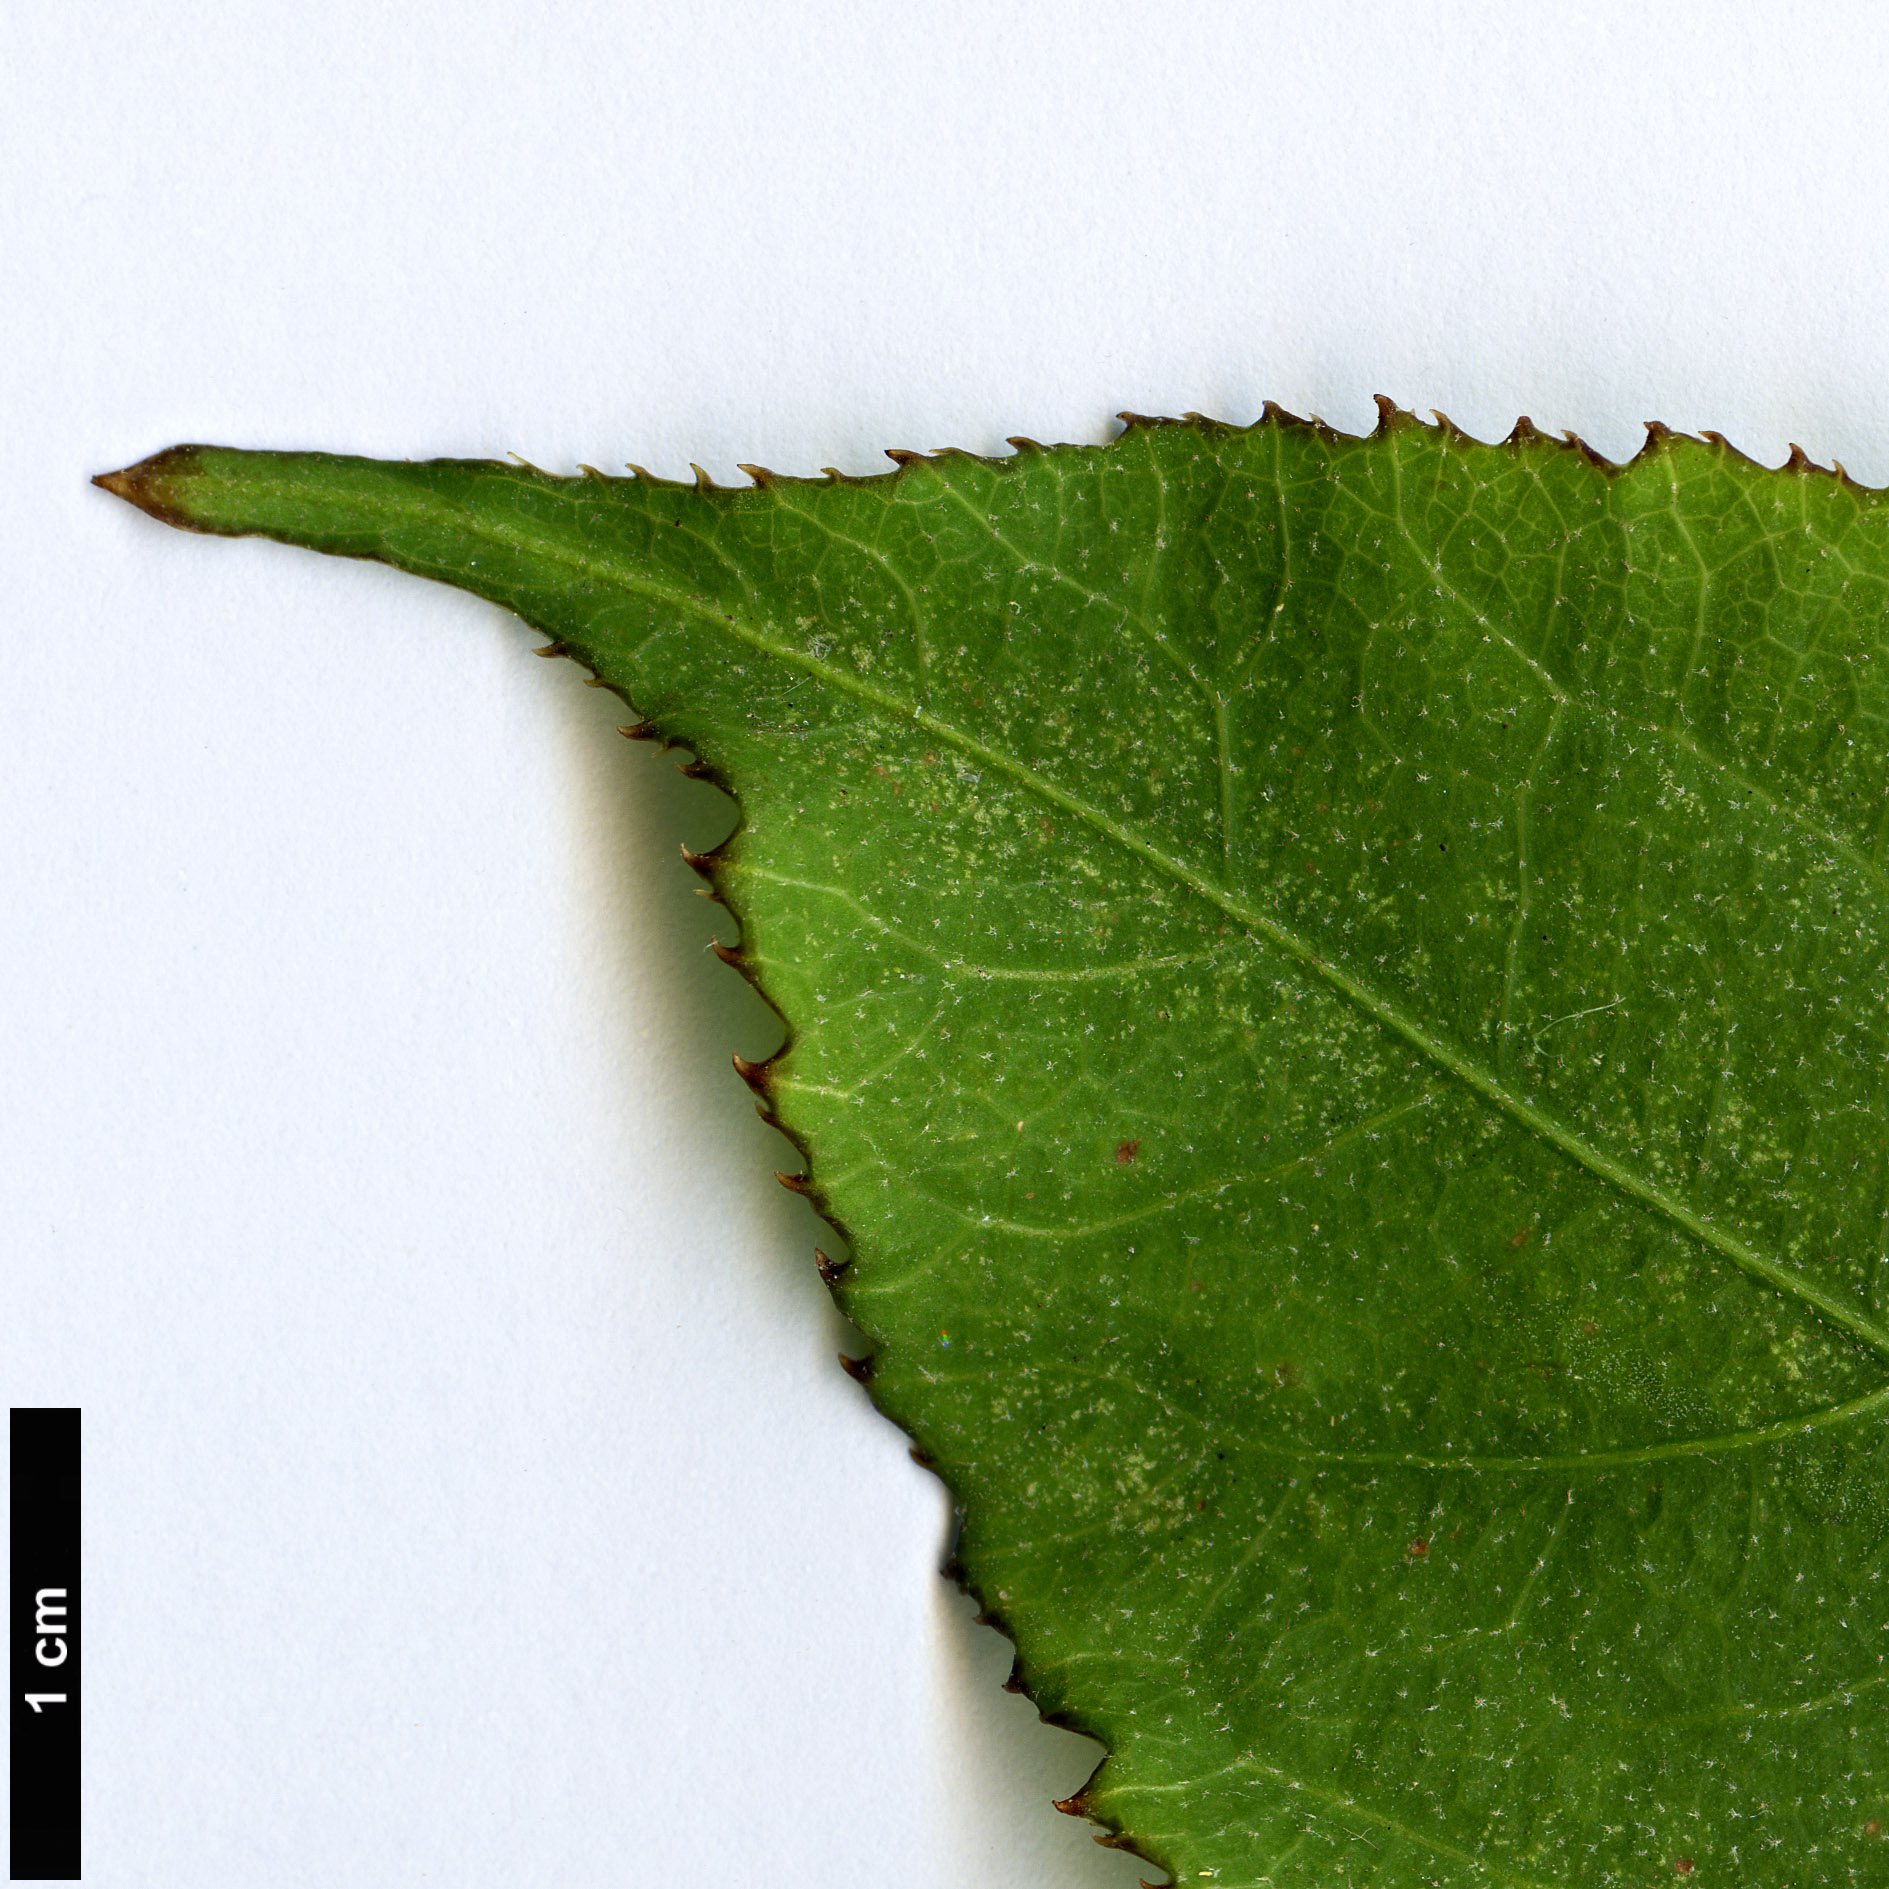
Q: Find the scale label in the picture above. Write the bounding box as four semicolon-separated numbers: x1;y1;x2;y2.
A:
11;1409;79;1881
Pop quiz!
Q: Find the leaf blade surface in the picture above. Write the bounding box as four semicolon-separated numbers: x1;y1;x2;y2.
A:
100;413;1889;1885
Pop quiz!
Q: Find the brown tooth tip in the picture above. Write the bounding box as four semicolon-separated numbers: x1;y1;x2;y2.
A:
1053;1795;1089;1818
710;940;742;967
838;1352;875;1383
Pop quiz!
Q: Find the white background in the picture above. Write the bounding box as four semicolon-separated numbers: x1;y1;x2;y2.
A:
5;4;1889;1883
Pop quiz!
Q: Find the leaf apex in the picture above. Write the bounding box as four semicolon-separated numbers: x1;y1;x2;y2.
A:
92;445;211;532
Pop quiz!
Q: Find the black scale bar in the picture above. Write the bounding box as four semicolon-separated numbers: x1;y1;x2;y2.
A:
10;1410;79;1881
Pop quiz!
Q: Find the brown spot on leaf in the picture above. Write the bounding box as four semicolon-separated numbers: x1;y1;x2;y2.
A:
1674;1861;1694;1877
1867;1818;1883;1837
1509;1227;1531;1249
1115;1140;1141;1164
1407;1539;1430;1558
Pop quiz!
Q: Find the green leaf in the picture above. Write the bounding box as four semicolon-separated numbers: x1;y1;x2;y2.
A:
98;407;1889;1887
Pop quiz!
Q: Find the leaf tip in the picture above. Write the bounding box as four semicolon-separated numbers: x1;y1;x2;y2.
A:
92;445;208;531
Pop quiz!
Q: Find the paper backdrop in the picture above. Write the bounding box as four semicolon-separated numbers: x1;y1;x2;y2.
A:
6;4;1889;1881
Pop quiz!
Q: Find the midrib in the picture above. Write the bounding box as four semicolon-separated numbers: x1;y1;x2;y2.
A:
251;470;1889;1365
